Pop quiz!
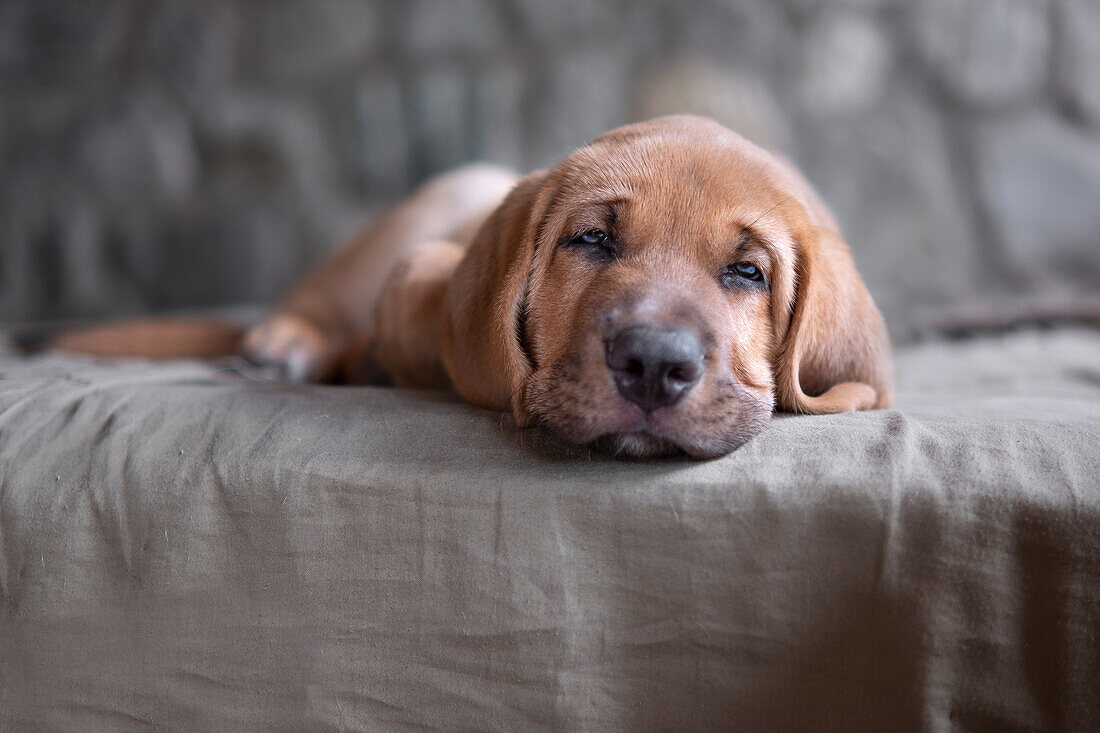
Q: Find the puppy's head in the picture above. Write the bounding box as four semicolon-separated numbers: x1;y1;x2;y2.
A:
443;116;893;458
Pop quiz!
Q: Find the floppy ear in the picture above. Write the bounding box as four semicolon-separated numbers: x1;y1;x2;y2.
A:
774;227;894;413
440;170;553;419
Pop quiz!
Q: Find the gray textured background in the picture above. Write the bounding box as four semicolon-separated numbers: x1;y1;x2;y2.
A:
2;0;1098;339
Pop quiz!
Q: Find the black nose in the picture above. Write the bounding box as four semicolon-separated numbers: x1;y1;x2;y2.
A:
606;325;705;412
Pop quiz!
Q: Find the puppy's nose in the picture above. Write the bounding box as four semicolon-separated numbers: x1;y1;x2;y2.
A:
606;325;705;412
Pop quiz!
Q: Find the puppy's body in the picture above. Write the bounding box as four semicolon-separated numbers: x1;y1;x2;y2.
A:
50;116;893;458
245;164;519;384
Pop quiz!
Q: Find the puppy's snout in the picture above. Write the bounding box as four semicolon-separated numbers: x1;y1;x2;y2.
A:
606;325;705;412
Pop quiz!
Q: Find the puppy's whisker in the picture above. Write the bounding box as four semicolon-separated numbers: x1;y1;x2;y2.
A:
746;194;797;230
738;387;773;413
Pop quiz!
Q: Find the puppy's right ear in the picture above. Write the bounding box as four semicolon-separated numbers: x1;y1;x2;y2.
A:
772;226;894;414
441;170;553;417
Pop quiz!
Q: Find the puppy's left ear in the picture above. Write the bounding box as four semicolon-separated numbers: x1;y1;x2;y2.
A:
440;170;553;420
773;227;894;413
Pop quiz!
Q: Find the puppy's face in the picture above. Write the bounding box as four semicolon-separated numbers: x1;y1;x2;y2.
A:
444;116;892;459
519;129;799;457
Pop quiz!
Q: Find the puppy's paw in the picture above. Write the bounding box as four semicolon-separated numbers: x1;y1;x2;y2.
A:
243;315;339;382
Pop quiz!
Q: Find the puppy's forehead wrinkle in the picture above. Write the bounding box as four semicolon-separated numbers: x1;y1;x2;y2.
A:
552;135;812;262
567;133;765;196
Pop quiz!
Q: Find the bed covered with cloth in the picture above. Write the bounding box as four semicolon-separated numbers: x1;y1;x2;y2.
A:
1;326;1098;731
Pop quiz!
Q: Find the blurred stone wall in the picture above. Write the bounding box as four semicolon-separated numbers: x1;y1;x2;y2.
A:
1;0;1098;339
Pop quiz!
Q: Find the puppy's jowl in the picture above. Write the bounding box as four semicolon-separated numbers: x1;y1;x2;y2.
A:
51;116;894;458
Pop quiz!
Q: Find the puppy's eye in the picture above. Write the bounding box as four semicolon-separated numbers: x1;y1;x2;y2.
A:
563;229;616;260
573;229;608;247
720;261;767;289
733;261;762;280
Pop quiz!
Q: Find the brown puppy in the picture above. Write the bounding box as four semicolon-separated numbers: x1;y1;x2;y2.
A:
52;116;894;458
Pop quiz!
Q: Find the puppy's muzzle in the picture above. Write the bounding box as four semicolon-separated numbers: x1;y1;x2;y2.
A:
606;325;705;412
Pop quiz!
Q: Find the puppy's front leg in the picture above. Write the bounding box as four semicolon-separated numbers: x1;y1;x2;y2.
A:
369;240;465;390
242;310;345;383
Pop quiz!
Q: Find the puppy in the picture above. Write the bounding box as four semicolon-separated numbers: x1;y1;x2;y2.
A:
48;116;894;458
